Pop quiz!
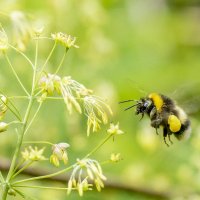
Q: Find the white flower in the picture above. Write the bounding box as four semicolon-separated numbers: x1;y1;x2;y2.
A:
50;143;70;167
38;73;61;95
110;153;122;163
83;95;113;136
60;77;85;114
21;146;47;161
67;158;106;196
51;32;79;49
107;122;124;135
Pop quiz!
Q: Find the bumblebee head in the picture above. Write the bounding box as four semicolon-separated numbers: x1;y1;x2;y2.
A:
135;98;152;115
119;98;153;115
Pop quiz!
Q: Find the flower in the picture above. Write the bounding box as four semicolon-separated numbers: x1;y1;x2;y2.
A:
0;95;8;120
60;76;92;114
107;122;124;135
50;142;70;167
21;146;47;161
110;153;122;163
51;32;79;49
38;73;61;95
83;95;113;136
0;28;8;53
62;76;92;97
60;77;83;114
10;11;33;51
0;122;8;133
67;158;106;196
33;25;44;38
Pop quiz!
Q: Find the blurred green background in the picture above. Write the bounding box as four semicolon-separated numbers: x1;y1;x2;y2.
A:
1;0;200;199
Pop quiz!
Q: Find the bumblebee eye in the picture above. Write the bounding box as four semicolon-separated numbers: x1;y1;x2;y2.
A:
144;102;149;108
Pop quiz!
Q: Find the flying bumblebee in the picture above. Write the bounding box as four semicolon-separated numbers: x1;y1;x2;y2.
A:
120;92;191;146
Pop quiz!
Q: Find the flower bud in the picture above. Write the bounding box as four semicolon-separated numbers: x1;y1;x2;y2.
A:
0;122;8;133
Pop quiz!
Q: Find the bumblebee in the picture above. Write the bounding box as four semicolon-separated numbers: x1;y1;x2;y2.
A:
120;93;191;146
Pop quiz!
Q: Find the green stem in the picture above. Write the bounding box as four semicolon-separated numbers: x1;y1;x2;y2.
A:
54;48;68;75
8;96;29;99
45;97;64;100
1;184;9;200
13;133;113;185
84;134;113;159
7;98;22;121
100;160;112;165
12;159;25;175
24;102;42;135
9;44;35;70
12;161;34;179
35;41;57;87
5;54;30;96
6;97;34;181
0;171;4;183
34;40;38;69
40;41;56;74
8;121;23;126
13;165;73;185
23;141;54;146
14;185;73;190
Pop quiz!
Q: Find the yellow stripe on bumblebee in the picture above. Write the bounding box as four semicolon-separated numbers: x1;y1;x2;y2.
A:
148;93;163;112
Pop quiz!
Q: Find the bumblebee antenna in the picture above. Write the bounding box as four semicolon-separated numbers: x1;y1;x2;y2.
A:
124;104;138;111
119;99;138;104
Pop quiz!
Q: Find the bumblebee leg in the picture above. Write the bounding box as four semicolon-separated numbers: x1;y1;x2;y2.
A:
139;113;144;121
155;127;159;135
151;118;162;131
168;134;173;145
163;127;169;147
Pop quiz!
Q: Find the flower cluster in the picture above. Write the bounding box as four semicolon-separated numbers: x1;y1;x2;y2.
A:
67;158;106;196
21;146;47;161
51;32;79;49
38;74;112;135
50;143;70;167
60;76;92;114
83;95;113;136
38;73;61;95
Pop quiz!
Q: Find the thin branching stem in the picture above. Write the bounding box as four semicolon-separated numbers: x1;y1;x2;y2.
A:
8;44;35;70
0;171;4;183
24;102;42;135
1;39;40;199
12;159;26;175
14;185;74;191
5;54;30;96
23;141;54;146
12;133;113;185
54;48;68;75
84;134;113;159
38;41;56;76
12;161;34;179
